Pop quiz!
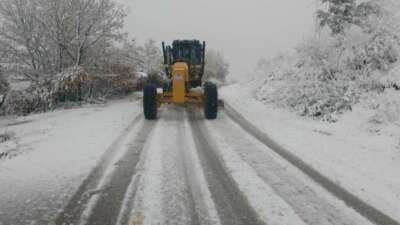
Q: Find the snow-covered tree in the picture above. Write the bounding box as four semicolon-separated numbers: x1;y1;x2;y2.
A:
317;0;357;34
0;0;126;81
204;49;229;84
256;0;400;121
92;39;139;75
133;39;164;86
317;0;384;35
136;39;163;76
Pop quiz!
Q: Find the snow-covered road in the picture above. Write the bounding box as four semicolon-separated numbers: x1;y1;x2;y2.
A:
54;106;376;225
0;97;142;225
1;96;399;225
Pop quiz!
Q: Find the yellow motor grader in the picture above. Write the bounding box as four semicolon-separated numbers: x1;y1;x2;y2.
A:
143;40;218;120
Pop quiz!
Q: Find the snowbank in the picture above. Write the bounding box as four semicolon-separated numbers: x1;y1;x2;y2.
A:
221;82;400;221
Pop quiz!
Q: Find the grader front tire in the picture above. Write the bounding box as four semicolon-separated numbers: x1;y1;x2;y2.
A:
143;84;158;120
204;82;218;120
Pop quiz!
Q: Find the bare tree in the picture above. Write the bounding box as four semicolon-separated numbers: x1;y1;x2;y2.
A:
0;0;126;81
0;0;44;80
135;39;163;76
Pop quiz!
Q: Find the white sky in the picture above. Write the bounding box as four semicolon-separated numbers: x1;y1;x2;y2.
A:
117;0;316;78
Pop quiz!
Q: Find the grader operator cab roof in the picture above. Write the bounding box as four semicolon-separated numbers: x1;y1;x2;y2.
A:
163;40;205;66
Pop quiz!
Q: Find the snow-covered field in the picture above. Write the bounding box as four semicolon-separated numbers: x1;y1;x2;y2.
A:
0;96;141;225
221;81;400;221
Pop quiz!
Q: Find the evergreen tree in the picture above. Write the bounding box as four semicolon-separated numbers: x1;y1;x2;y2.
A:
317;0;383;34
317;0;357;34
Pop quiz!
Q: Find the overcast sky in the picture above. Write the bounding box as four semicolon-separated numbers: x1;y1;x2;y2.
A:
116;0;316;78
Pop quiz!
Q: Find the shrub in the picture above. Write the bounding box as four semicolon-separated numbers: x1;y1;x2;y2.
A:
255;56;357;122
52;67;91;102
366;89;400;125
2;87;52;115
89;73;137;99
0;131;15;144
1;66;138;116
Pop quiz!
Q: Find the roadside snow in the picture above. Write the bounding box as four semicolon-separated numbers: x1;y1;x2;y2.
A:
221;81;400;221
0;97;141;225
78;118;145;225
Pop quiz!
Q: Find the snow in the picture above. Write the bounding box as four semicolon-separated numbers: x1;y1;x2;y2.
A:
0;96;141;225
78;118;145;225
1;78;399;224
182;115;222;225
221;81;400;221
207;112;373;225
129;109;222;225
129;119;164;225
205;119;308;225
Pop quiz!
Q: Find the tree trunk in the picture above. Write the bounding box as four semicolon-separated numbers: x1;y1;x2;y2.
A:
0;94;7;108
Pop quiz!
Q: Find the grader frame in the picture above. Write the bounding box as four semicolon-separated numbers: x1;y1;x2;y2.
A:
143;40;218;120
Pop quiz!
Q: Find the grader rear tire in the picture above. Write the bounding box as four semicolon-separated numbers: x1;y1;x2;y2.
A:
204;82;218;120
143;84;157;120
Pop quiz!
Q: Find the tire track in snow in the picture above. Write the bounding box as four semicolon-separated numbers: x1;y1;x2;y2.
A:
80;119;157;225
158;108;199;225
55;114;156;225
188;109;266;225
128;107;200;225
181;114;223;225
223;102;400;225
208;112;372;225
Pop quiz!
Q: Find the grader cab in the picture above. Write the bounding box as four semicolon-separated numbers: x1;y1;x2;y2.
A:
143;40;218;120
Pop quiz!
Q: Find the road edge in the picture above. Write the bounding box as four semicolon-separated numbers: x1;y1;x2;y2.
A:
223;102;400;225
